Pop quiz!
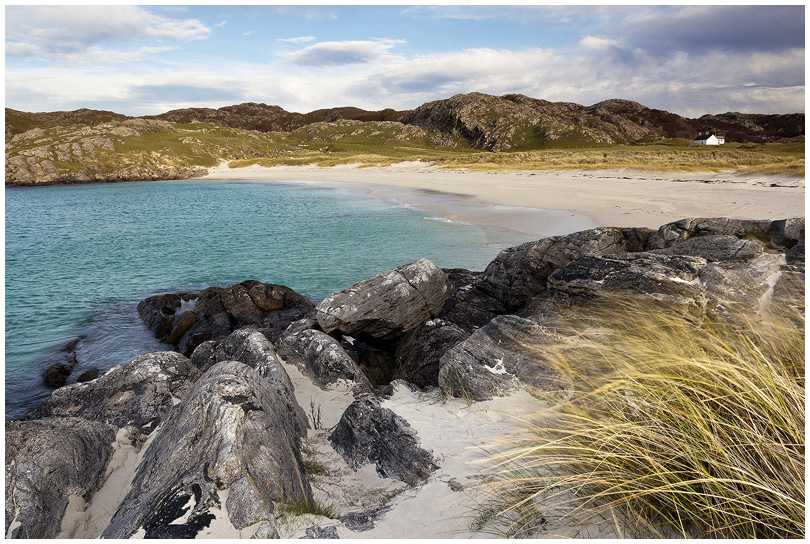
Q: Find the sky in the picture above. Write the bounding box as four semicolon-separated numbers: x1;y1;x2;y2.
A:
4;3;806;118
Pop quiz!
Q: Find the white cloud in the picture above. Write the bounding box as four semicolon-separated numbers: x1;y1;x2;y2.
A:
214;21;227;28
5;5;210;62
285;39;405;66
579;36;621;52
5;38;803;117
276;36;317;44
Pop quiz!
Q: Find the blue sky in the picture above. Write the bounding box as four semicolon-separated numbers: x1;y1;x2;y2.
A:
5;4;805;117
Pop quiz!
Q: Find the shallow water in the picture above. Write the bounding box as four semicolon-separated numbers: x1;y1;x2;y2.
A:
5;179;538;418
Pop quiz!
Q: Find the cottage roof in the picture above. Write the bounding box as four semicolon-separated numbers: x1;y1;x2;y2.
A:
693;134;714;141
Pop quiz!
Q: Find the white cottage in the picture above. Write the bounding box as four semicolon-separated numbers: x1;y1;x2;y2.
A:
692;134;725;145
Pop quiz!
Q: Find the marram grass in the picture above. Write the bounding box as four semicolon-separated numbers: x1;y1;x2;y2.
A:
474;297;805;538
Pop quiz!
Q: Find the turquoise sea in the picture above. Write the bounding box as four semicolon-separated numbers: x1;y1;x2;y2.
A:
5;180;534;418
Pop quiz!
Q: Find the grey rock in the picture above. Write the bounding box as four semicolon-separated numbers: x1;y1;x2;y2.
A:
76;368;100;382
380;379;423;399
22;351;199;433
395;319;469;388
252;520;280;539
137;281;313;356
102;360;310;539
651;235;765;262
479;227;653;310
769;218;804;249
547;252;708;304
301;525;339;538
646;218;773;250
257;307;317;343
278;329;373;395
329;397;437;484
438;268;507;332
5;417;116;539
315;259;453;340
189;328;307;424
438;315;561;401
340;505;392;532
41;337;80;388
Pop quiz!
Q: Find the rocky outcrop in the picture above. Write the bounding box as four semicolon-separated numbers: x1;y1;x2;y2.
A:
395;319;468;388
329;397;437;484
277;328;374;395
315;259;453;341
5;417;117;539
102;360;311;539
438;315;561;401
137;281;314;356
479;227;652;310
22;351;199;433
547;252;709;305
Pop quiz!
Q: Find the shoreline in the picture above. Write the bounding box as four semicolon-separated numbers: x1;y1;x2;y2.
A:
198;162;805;236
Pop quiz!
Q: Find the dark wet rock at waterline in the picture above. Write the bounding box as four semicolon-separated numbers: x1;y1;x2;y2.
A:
137;281;314;356
22;351;199;433
329;397;437;484
101;360;311;539
5;417;117;539
40;338;80;388
315;258;453;340
75;368;100;382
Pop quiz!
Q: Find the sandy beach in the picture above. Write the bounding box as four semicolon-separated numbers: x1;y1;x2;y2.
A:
200;162;805;238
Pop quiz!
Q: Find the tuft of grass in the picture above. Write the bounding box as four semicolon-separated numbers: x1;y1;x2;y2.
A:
278;497;341;519
474;296;805;538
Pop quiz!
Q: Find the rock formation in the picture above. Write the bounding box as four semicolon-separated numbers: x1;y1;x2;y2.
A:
137;280;314;356
4;216;803;538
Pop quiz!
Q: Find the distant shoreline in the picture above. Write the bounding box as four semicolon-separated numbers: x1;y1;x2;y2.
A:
198;162;805;235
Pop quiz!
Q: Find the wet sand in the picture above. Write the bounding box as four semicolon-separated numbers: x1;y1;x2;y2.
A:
198;162;804;237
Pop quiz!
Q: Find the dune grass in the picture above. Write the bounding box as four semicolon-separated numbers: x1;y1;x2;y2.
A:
474;296;805;538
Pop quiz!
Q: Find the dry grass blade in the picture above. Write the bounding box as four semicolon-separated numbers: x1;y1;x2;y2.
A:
473;295;805;538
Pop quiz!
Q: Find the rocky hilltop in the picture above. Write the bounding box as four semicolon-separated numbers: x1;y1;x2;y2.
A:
6;92;804;186
6;216;804;538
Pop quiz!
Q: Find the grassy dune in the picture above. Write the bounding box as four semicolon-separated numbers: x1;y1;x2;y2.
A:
232;141;805;176
474;297;805;538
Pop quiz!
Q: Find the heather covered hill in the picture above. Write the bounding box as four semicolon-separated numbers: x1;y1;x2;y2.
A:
149;103;407;133
5;92;805;185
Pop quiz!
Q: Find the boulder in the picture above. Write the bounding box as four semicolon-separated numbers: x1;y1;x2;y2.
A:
102;360;311;539
40;338;80;388
22;351;200;433
547;252;708;305
256;305;317;343
479;227;652;310
277;329;373;395
5;417;116;539
315;259;453;340
438;269;507;332
76;368;100;383
651;235;765;262
188;327;307;425
646;217;774;250
137;282;314;355
438;315;561;401
329;397;437;485
395;319;469;388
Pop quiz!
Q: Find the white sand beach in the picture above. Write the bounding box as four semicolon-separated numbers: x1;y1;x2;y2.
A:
199;162;805;238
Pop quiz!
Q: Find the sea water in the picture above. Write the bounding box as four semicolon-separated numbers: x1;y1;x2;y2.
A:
5;179;536;418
